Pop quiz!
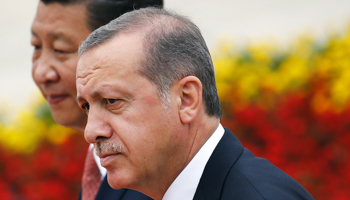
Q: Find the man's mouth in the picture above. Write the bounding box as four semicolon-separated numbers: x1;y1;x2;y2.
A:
47;94;69;104
99;152;118;159
99;153;120;167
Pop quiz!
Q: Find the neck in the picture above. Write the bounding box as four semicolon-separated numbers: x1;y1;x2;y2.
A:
185;115;220;165
154;115;220;199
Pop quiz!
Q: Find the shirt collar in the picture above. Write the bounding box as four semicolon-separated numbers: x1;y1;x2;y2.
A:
92;143;107;179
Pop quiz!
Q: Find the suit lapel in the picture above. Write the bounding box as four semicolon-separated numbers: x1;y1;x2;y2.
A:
193;128;244;200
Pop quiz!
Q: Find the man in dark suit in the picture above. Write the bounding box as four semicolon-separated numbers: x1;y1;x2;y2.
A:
31;0;162;199
76;8;315;200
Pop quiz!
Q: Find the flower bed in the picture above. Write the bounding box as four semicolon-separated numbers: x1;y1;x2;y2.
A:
1;27;350;199
214;29;350;199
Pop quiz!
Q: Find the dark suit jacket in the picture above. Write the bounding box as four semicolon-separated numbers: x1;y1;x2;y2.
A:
78;176;152;200
193;128;315;200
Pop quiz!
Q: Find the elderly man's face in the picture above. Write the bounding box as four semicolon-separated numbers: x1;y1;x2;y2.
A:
31;2;91;130
76;33;187;191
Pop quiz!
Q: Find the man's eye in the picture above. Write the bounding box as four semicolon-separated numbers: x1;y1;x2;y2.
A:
81;103;90;111
33;45;41;51
106;99;118;105
55;49;67;54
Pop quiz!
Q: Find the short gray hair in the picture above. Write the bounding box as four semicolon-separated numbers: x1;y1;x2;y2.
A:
79;7;222;118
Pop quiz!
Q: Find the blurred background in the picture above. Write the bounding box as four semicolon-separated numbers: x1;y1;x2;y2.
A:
1;0;350;199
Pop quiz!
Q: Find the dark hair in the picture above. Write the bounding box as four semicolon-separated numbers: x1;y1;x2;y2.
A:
79;8;223;118
87;0;163;30
40;0;164;31
41;0;86;4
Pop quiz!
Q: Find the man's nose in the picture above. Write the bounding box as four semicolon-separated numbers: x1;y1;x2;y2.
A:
84;109;113;144
32;52;59;84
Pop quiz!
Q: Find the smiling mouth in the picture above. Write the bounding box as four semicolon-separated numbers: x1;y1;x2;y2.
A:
47;94;69;104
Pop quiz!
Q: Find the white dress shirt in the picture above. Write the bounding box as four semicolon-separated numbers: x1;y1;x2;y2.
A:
91;143;107;180
162;124;225;200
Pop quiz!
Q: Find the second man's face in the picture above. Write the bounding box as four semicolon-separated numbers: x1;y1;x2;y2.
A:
31;2;91;131
76;32;187;193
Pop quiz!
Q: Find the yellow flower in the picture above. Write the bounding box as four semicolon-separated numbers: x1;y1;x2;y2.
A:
0;96;76;154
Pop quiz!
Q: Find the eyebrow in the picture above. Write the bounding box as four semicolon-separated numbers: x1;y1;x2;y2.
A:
76;91;103;104
76;82;123;104
31;29;75;43
49;32;75;43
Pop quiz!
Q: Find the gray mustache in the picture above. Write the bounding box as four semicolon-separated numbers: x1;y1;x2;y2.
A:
95;140;122;157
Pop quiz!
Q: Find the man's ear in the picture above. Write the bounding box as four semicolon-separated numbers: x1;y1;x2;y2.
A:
176;76;202;124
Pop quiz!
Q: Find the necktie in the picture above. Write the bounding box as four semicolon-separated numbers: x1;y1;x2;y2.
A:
82;147;101;200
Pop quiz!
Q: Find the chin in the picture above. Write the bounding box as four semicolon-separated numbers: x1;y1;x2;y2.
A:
107;175;124;190
107;171;135;190
53;117;74;128
51;111;86;131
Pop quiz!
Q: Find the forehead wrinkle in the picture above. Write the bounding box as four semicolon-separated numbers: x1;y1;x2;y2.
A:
76;71;95;86
77;49;110;85
76;65;108;87
76;76;99;102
